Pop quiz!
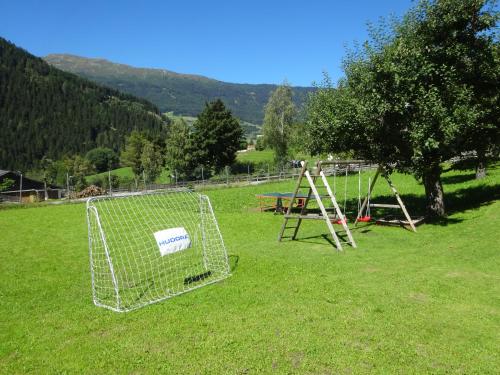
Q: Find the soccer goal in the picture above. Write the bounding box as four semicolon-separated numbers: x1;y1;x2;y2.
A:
86;189;230;312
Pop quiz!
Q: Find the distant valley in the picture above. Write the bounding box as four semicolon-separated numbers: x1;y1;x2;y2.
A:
44;54;315;124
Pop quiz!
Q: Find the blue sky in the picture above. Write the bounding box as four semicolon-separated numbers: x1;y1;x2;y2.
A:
0;0;414;86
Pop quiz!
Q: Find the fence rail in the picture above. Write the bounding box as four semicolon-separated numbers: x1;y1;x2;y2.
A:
1;162;378;203
97;162;377;196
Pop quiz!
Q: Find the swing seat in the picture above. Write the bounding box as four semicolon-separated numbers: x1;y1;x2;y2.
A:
333;218;348;225
358;216;372;222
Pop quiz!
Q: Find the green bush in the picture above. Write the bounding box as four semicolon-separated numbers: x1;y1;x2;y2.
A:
85;147;119;173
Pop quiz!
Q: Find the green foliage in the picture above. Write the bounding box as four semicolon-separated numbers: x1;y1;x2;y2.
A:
306;0;499;217
164;118;194;179
0;178;14;192
192;99;243;174
239;139;248;150
0;38;168;171
88;174;120;190
288;122;308;155
44;54;315;124
141;140;164;183
120;132;167;184
120;131;147;182
262;83;297;168
40;156;58;186
255;136;265;151
0;166;499;373
64;155;94;191
85;148;119;173
86;166;172;187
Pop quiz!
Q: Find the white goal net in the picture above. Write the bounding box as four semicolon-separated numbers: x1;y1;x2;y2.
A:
86;189;230;312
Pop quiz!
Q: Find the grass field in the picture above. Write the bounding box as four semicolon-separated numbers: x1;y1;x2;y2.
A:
87;167;172;184
236;149;313;166
87;150;278;183
1;166;499;373
236;149;276;164
87;149;298;185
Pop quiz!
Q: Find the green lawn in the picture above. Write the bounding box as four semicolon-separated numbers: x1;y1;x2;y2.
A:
1;166;499;373
87;150;306;185
87;167;172;184
236;149;312;166
237;149;276;164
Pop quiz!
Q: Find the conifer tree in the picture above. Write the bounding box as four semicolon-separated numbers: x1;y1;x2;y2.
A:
192;99;243;173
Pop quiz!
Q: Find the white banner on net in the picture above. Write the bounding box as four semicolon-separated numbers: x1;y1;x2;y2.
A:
154;227;191;256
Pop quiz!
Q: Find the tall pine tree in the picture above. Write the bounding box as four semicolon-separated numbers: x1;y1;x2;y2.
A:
191;99;243;173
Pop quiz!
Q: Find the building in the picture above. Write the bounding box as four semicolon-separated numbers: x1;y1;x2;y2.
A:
0;170;62;202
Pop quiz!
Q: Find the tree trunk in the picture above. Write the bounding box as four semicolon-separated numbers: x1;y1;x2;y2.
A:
422;164;446;218
475;154;487;179
476;161;486;179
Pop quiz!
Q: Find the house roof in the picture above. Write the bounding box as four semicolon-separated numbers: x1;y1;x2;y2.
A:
0;170;11;177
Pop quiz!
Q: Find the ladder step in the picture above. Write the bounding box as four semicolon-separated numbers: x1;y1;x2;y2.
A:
370;203;400;208
285;214;337;220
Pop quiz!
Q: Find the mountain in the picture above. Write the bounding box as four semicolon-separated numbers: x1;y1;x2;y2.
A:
0;38;168;171
44;54;315;124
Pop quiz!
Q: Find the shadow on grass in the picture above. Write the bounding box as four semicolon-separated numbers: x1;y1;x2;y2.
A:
441;173;476;185
286;232;356;250
289;183;499;236
228;255;239;272
369;183;499;226
184;271;212;285
264;179;499;246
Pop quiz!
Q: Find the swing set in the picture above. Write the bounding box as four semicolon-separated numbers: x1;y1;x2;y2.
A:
327;161;372;224
278;160;422;251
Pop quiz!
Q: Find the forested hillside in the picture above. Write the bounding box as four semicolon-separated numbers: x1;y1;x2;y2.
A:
0;38;168;171
44;54;315;124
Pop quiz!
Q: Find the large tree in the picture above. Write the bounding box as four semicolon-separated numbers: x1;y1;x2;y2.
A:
85;147;119;173
191;99;243;174
164;118;194;179
262;83;296;168
64;155;93;191
41;156;58;200
307;0;499;218
120;131;147;188
141;140;164;184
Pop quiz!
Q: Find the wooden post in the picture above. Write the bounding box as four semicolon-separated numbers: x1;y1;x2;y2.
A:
320;170;356;248
66;173;70;201
292;161;316;240
384;174;417;232
108;169;112;196
278;161;307;241
304;168;343;251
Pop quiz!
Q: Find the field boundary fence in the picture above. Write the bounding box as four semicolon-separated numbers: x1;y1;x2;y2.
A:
87;161;377;198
